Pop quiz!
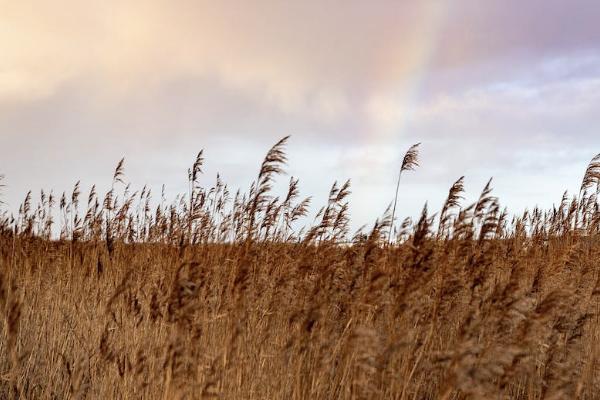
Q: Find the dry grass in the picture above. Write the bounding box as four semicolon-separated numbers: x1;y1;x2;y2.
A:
1;140;600;399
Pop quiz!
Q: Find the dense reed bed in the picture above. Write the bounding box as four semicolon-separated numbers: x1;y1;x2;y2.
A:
1;139;600;399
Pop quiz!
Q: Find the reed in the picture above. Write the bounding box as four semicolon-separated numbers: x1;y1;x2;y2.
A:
1;139;600;399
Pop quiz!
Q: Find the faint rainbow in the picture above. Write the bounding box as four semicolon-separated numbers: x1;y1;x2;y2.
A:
365;2;448;146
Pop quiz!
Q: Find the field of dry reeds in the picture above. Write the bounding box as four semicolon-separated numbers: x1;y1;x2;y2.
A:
1;138;600;399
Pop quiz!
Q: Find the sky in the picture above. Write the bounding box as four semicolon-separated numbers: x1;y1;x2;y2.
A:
2;0;600;229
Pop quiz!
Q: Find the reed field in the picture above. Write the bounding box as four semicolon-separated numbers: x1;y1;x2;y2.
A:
2;137;600;399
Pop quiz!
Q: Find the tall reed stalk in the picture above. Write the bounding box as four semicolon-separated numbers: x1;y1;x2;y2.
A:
388;143;420;245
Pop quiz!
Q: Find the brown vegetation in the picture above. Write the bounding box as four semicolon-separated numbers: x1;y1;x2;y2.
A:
1;140;600;399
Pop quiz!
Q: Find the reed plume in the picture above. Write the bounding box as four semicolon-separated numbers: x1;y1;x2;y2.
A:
389;143;420;245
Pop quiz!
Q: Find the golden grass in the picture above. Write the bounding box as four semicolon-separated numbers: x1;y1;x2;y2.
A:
1;141;600;399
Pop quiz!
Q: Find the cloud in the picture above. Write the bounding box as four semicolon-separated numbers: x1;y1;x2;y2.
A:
434;0;600;69
14;0;600;116
0;1;441;117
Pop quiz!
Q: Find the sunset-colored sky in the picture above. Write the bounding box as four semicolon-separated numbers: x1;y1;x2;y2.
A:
2;0;600;226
